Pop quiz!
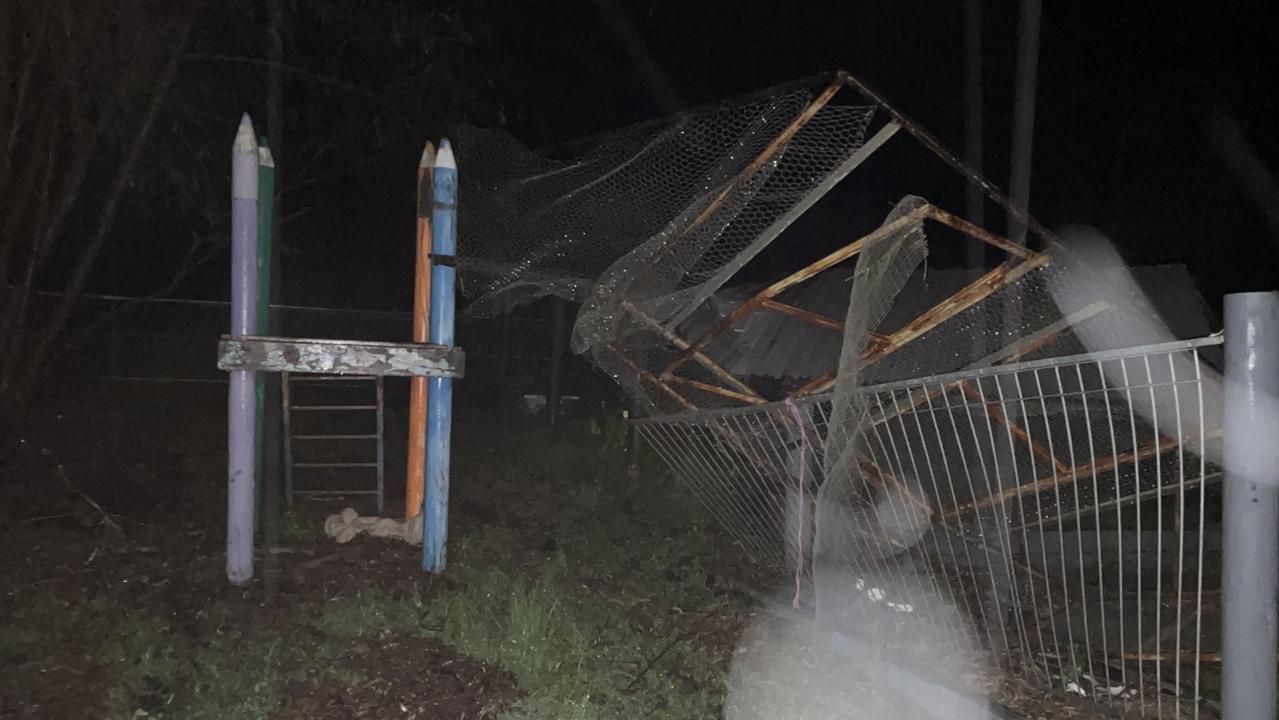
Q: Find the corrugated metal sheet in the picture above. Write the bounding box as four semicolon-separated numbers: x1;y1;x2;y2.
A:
677;264;1213;382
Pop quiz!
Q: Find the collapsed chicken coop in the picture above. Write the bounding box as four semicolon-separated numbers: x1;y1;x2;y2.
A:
455;71;1226;717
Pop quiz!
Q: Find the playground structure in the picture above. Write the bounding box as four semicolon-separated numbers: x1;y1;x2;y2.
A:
453;70;1277;716
201;71;1279;717
216;115;465;582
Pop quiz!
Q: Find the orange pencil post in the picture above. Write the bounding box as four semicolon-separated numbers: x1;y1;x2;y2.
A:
406;142;435;519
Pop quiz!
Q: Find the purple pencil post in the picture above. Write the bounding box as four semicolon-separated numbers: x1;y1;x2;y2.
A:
228;114;259;586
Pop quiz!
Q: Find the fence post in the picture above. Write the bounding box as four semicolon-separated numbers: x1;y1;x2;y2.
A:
423;138;457;573
227;114;260;586
1222;291;1279;719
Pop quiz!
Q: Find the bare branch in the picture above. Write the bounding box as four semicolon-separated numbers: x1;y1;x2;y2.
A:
0;114;62;386
182;52;416;133
48;233;224;361
0;43;36;195
15;1;205;404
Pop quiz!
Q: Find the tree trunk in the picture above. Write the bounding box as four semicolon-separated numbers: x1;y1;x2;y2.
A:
10;2;202;422
963;0;985;263
1003;0;1041;349
593;0;682;115
1007;0;1042;248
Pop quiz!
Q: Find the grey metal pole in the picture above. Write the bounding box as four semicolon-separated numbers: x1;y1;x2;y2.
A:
1222;291;1279;719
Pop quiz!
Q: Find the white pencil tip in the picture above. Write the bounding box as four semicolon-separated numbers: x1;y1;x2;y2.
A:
419;142;436;169
435;138;456;170
234;114;258;153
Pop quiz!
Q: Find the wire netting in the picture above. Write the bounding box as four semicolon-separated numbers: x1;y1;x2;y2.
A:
455;79;878;413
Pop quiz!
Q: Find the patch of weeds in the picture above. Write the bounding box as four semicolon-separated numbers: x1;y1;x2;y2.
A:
96;609;184;716
324;665;366;689
427;555;727;720
433;556;586;689
0;621;47;698
1;587;75;674
181;635;283;720
94;604;284;719
310;587;431;638
280;509;320;543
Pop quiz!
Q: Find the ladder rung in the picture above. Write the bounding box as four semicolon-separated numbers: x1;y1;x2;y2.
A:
293;462;380;468
290;405;378;411
291;434;379;440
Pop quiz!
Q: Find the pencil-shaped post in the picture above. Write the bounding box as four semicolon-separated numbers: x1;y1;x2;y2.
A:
227;114;259;586
407;143;435;520
423;139;457;572
253;139;274;533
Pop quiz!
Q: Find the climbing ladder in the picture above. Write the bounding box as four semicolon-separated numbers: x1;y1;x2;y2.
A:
282;373;385;514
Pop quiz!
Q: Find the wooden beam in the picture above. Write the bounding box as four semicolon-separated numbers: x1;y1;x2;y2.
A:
958;380;1070;476
622;299;765;402
605;343;697;411
791;368;838;398
760;298;844;332
667;374;767;405
869;255;1050;365
663;203;933;377
667;120;903;332
947;428;1224;520
856;302;1113;430
924;205;1037;261
672;75;846;242
218;336;464;378
795;254;1053;397
857;456;1060;592
838;71;1058;244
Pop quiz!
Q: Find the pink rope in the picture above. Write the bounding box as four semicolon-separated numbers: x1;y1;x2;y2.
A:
784;397;807;610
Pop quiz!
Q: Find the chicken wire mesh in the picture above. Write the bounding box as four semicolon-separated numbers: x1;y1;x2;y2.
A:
456;79;873;317
454;75;883;413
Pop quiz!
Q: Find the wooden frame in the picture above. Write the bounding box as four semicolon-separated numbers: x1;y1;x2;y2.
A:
217;335;465;378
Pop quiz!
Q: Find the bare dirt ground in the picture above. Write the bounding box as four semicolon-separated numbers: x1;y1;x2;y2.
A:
0;379;1136;719
0;380;754;719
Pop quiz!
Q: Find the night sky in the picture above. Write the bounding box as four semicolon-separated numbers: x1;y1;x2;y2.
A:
93;0;1278;315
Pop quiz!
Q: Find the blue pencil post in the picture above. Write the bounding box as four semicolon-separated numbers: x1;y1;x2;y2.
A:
423;138;457;572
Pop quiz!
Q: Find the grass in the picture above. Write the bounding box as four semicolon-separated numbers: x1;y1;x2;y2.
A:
299;422;748;719
0;586;285;720
311;552;730;720
4;418;751;719
312;587;432;638
281;508;324;543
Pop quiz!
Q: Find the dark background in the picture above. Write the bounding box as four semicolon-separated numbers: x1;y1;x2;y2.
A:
70;0;1279;312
